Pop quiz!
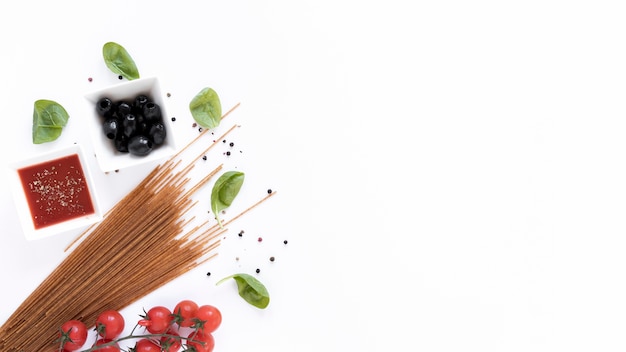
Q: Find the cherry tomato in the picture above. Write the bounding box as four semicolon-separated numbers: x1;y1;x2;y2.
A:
173;299;198;327
94;338;121;352
134;338;161;352
194;305;222;333
160;328;182;352
59;320;88;351
186;330;215;352
138;306;173;334
96;310;125;339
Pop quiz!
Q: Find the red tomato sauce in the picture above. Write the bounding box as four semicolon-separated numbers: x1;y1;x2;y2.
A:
17;154;95;230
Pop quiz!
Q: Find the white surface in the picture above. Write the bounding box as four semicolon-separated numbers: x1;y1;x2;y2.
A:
2;1;626;351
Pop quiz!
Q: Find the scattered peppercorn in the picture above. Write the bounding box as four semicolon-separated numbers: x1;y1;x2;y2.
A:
270;256;275;262
115;169;120;173
256;268;261;274
199;127;203;132
167;92;171;97
223;139;226;143
206;272;211;276
229;142;234;147
171;117;176;122
238;230;244;237
88;77;93;82
118;75;123;80
192;122;197;128
202;155;207;161
284;240;288;245
267;189;272;194
226;151;231;156
258;237;263;242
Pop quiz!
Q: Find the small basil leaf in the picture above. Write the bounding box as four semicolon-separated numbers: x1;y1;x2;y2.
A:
102;42;140;80
32;99;69;144
211;171;244;227
217;273;270;309
189;87;222;129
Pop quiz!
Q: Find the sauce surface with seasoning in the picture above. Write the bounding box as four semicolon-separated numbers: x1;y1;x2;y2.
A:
18;154;95;230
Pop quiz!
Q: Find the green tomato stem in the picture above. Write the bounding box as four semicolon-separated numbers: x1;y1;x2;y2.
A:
66;323;204;352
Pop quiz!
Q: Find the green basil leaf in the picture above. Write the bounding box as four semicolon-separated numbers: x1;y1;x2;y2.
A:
216;273;270;309
102;42;140;80
211;171;244;227
32;100;69;144
189;87;222;129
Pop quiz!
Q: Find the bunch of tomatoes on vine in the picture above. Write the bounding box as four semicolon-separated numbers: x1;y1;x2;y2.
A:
56;299;221;352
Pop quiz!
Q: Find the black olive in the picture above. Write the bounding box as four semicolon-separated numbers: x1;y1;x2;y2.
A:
142;102;162;123
135;114;148;134
122;114;138;138
102;118;119;139
149;123;167;145
128;135;153;156
134;94;149;109
96;97;113;117
114;135;129;153
116;101;132;116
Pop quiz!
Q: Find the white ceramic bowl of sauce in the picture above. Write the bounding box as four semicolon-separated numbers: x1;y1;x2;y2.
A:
8;144;103;241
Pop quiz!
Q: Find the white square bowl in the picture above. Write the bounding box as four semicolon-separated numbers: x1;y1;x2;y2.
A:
8;144;103;241
84;77;178;172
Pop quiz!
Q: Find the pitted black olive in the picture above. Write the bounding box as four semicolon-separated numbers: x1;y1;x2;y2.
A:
114;135;129;153
116;101;132;116
134;94;149;109
96;97;114;117
149;123;167;145
142;102;162;123
122;114;138;138
128;135;153;156
102;118;119;139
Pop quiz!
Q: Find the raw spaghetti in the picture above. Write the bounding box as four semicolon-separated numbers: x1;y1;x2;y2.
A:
0;105;275;351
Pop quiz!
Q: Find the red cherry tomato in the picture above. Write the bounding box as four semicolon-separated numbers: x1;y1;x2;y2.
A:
173;299;198;327
160;328;182;352
134;338;161;352
138;306;173;334
195;305;222;333
94;338;121;352
96;310;125;339
59;320;88;351
186;330;215;352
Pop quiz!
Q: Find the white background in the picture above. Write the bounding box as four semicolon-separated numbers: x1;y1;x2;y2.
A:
1;1;626;351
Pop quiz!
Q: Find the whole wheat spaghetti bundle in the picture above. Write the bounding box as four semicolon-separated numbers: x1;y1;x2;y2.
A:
0;105;275;350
